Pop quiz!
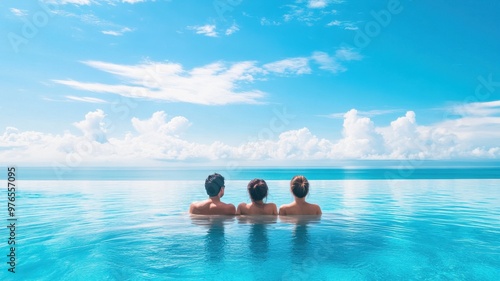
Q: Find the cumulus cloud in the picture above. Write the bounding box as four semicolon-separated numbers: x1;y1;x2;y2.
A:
73;109;108;143
131;111;190;136
333;109;384;158
2;102;500;165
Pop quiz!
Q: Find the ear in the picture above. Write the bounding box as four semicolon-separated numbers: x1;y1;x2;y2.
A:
218;187;225;198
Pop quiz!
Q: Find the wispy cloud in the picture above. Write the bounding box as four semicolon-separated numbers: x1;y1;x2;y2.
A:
102;27;133;36
49;0;91;5
451;100;500;117
10;8;27;17
326;20;341;26
54;10;132;35
326;20;359;30
122;0;147;3
311;47;362;73
260;17;281;26
283;0;343;25
308;0;329;9
188;24;218;37
45;0;149;5
225;24;239;35
53;60;265;105
263;57;311;75
53;48;361;105
65;95;107;103
323;109;401;119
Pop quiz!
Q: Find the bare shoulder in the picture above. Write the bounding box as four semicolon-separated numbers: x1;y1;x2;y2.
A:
189;200;204;214
267;203;278;215
236;202;244;214
312;203;322;215
224;202;236;215
279;203;291;215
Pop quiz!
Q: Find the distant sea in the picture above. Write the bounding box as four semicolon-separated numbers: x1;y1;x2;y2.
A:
16;166;500;181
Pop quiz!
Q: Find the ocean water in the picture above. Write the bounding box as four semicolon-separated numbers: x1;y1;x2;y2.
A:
3;168;500;280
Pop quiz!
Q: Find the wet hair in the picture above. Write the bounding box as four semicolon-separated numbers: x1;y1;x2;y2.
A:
205;173;224;197
290;175;309;198
247;179;268;202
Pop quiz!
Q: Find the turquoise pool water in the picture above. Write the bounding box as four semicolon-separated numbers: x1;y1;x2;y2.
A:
4;177;500;280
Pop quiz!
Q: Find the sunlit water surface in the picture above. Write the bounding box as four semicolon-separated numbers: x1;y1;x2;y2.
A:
5;179;500;280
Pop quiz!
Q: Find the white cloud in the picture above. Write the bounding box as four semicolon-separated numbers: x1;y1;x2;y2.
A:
10;8;27;17
335;47;363;61
283;0;344;25
45;0;149;5
308;0;328;9
263;57;311;75
324;109;400;119
333;109;385;158
102;27;133;36
53;60;265;105
73;109;108;143
189;24;218;37
452;100;500;117
122;0;146;3
327;20;341;26
344;24;359;31
49;0;91;5
311;48;362;73
260;17;281;26
131;111;190;136
66;96;107;103
2;104;500;165
225;24;239;35
52;49;361;105
326;19;359;30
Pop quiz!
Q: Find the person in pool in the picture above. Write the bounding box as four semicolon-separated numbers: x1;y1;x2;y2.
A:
189;173;236;215
236;179;278;215
279;175;322;216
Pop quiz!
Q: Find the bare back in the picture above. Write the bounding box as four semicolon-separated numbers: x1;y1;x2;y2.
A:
237;202;278;215
279;201;322;216
189;199;236;215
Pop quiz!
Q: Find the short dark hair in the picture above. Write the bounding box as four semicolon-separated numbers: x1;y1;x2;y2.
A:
290;175;309;198
247;179;268;202
205;173;224;197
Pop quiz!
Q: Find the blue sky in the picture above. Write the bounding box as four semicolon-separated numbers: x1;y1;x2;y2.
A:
1;0;500;166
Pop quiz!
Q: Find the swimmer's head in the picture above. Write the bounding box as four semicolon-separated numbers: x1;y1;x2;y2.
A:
247;179;268;202
205;173;225;197
290;175;309;198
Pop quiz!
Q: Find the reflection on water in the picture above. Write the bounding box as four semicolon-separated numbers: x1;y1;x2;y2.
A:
280;216;322;279
238;216;277;261
282;216;321;257
190;215;235;263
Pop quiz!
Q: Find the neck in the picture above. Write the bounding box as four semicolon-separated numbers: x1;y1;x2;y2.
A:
253;200;264;205
294;197;306;204
209;196;221;203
